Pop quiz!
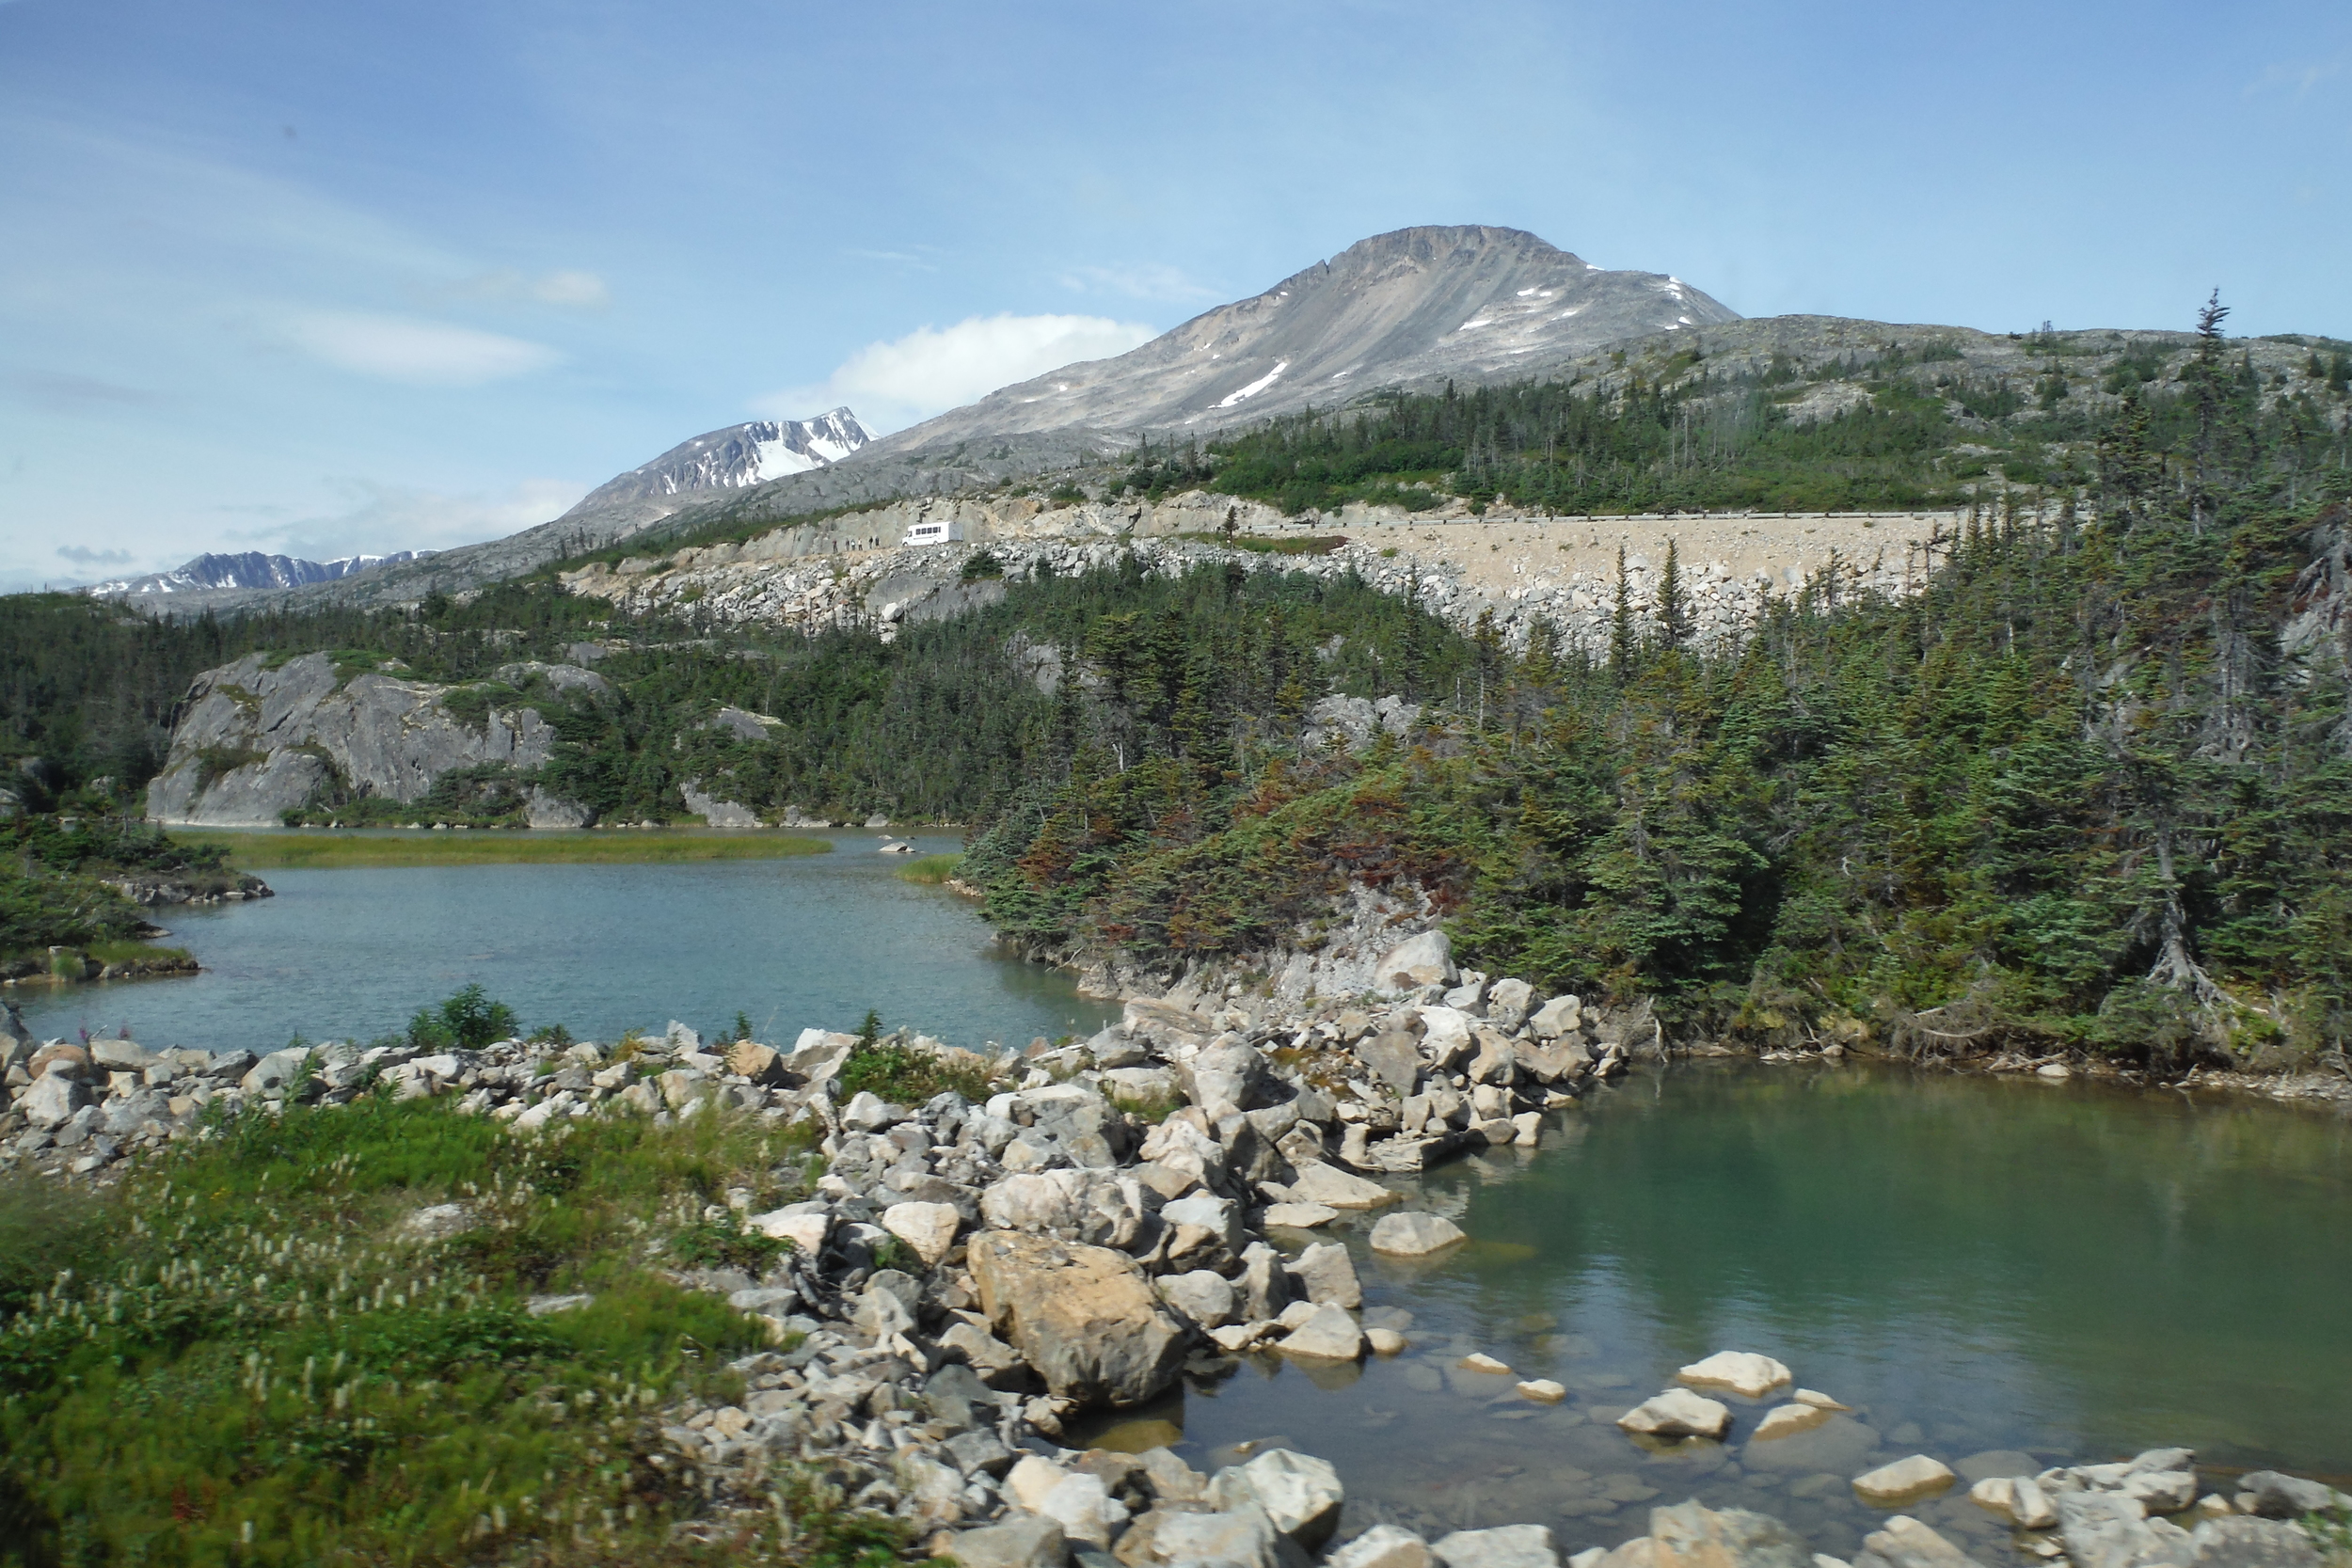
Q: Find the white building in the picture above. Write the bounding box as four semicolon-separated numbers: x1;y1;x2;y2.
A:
901;519;966;546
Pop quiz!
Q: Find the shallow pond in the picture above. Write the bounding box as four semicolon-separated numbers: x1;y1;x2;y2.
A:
1079;1063;2352;1559
14;833;1115;1053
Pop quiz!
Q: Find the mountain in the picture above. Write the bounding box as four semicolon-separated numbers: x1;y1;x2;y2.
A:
558;407;871;515
864;225;1739;453
135;226;1740;610
88;550;430;597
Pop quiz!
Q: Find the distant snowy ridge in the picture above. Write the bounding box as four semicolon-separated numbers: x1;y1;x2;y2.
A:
560;407;872;516
88;550;432;597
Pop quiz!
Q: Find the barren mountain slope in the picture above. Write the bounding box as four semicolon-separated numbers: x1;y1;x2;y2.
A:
863;225;1738;453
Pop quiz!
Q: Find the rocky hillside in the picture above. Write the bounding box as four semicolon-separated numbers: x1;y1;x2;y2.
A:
144;651;595;828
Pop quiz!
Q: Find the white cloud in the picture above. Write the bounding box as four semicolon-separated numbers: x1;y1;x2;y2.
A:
279;310;562;386
762;312;1155;432
1057;262;1221;304
57;543;134;566
257;475;593;560
444;269;612;309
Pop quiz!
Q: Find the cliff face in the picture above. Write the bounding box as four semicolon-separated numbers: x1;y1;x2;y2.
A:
145;653;570;827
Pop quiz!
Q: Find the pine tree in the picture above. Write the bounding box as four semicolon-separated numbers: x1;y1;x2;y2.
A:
1609;546;1635;682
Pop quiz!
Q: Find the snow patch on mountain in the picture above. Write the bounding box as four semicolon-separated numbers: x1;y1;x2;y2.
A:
88;551;431;597
563;407;871;515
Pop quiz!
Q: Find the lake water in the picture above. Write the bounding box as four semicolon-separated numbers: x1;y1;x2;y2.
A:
13;833;1117;1054
1077;1063;2352;1559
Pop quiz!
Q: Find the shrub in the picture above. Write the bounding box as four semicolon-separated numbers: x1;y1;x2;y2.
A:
407;983;519;1051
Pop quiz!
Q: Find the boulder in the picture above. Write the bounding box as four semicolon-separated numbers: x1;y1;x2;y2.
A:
1143;1505;1304;1568
1648;1499;1814;1568
1283;1162;1397;1210
2058;1491;2193;1568
89;1038;164;1073
1376;931;1456;990
18;1071;87;1129
1528;995;1584;1039
1417;1008;1478;1068
1369;1211;1467;1257
1357;1032;1423;1097
726;1039;786;1084
950;1513;1070;1568
1237;1241;1293;1321
967;1231;1187;1407
2239;1472;2339;1520
746;1204;831;1257
1161;1191;1245;1254
2189;1517;2321;1568
241;1046;315;1096
981;1168;1157;1250
1220;1449;1345;1547
1851;1515;1985;1568
1037;1471;1131;1549
1518;1380;1566;1403
1616;1388;1733;1439
1853;1457;1957;1507
1751;1404;1833;1442
1288;1243;1362;1308
1331;1525;1434;1568
1969;1477;2057;1531
1485;979;1536;1032
1677;1352;1792;1400
1274;1304;1364;1360
1157;1269;1238;1328
842;1089;909;1131
1181;1039;1272;1119
881;1200;961;1266
1263;1203;1339;1228
1432;1525;1560;1568
2125;1470;2200;1514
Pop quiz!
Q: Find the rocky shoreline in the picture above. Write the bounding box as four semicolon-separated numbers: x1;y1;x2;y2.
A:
2;932;2344;1568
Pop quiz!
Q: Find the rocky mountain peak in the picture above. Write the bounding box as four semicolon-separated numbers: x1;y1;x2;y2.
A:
861;225;1735;451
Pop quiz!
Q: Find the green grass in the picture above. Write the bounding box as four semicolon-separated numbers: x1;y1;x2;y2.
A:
891;853;963;886
0;1086;882;1567
172;830;833;869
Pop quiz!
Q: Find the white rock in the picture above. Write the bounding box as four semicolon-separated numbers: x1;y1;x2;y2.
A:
1162;1190;1245;1253
1529;995;1584;1039
1276;1305;1364;1360
18;1072;87;1129
1157;1268;1239;1328
1288;1242;1362;1308
1794;1388;1851;1411
1677;1351;1792;1400
1518;1380;1567;1402
1853;1456;1957;1505
1752;1404;1835;1441
747;1206;831;1257
1486;979;1536;1032
1370;1211;1467;1256
1006;1453;1068;1512
1331;1524;1434;1568
1432;1524;1560;1568
844;1088;914;1130
1972;1476;2058;1530
1283;1161;1398;1210
1616;1387;1733;1439
1460;1353;1513;1374
1376;930;1456;990
1418;1007;1478;1064
1366;1327;1409;1355
1263;1202;1339;1228
881;1200;961;1266
1036;1471;1128;1549
1235;1448;1346;1546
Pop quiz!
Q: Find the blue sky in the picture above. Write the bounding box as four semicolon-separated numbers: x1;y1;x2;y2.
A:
3;0;2346;591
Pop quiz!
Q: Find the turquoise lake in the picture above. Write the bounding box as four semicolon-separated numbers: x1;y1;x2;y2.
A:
17;845;2352;1559
13;833;1117;1053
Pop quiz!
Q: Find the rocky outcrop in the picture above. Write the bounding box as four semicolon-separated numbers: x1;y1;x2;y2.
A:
144;652;592;827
